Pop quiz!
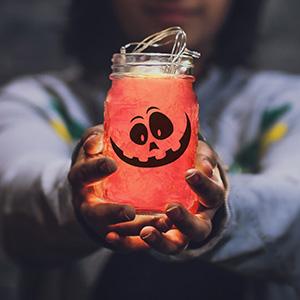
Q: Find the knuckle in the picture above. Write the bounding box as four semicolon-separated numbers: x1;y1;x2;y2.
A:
200;155;217;169
194;219;212;241
154;217;171;232
209;187;225;208
108;205;132;222
193;179;225;209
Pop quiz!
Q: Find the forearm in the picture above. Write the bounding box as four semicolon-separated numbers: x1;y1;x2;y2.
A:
0;96;100;266
0;155;99;266
180;172;300;282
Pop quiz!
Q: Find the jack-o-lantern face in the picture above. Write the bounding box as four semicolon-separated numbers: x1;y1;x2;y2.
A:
110;106;191;168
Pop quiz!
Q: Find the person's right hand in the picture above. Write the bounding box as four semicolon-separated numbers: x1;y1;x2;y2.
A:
68;126;170;252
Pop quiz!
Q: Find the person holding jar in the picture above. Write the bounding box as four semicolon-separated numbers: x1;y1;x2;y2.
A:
1;0;300;300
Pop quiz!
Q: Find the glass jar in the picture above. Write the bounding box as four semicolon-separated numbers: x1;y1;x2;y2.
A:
95;52;199;214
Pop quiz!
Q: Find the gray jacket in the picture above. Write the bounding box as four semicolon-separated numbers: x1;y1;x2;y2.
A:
0;67;299;300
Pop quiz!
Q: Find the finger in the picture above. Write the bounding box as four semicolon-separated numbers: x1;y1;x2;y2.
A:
197;208;218;222
83;134;103;156
195;159;214;178
190;159;224;186
68;156;117;188
210;166;225;188
71;125;104;164
196;140;218;168
107;214;172;236
81;125;104;142
185;169;225;208
80;202;136;229
106;232;149;252
140;227;189;255
166;204;212;242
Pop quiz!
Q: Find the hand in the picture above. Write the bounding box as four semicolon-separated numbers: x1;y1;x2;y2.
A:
137;140;226;254
68;126;169;252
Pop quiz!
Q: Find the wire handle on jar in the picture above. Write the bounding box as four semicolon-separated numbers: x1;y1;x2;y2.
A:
120;27;200;73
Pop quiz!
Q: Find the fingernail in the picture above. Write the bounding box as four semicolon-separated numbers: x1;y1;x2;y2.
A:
106;232;119;243
141;231;156;243
122;207;135;221
157;218;171;232
200;159;213;177
85;133;99;141
186;168;197;178
83;134;103;155
185;170;200;185
166;205;182;220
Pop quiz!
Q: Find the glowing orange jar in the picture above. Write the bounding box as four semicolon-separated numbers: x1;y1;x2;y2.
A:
96;52;199;214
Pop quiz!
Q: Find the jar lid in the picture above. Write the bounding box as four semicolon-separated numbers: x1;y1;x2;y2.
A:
111;27;200;76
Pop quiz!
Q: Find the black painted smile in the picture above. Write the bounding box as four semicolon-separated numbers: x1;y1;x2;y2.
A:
110;113;191;168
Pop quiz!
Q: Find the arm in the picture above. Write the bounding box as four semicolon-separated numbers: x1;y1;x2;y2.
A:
180;89;300;282
0;88;99;266
204;121;300;281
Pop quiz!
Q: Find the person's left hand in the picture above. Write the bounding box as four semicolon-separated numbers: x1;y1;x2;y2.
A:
107;140;226;254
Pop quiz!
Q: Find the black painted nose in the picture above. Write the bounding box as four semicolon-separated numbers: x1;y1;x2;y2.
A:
149;142;159;151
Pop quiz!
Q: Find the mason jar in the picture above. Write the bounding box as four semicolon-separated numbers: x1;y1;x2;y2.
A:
95;52;200;214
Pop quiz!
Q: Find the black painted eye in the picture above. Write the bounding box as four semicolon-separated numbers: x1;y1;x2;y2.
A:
149;112;174;140
130;123;148;145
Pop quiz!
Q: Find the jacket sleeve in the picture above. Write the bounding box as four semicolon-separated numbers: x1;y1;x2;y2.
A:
0;79;99;266
180;75;300;284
